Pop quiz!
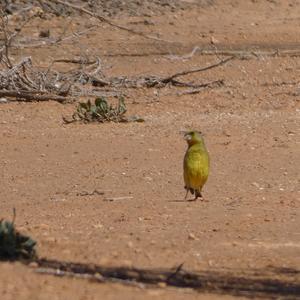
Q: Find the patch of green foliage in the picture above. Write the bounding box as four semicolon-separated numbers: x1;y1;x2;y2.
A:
0;213;37;260
67;96;144;123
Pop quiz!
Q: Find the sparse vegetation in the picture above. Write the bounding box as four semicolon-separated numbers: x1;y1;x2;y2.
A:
65;96;144;123
0;213;37;260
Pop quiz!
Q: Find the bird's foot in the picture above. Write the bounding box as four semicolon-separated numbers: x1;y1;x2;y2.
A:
195;190;202;199
187;198;197;202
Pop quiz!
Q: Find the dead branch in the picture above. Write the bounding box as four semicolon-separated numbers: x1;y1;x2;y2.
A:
194;48;300;59
0;55;74;101
0;90;70;103
91;58;231;89
147;57;232;88
54;17;73;43
53;58;97;65
167;46;201;61
1;6;43;52
0;7;229;104
104;52;171;57
0;11;14;67
0;11;106;103
104;48;300;59
104;196;133;202
13;25;99;49
76;190;105;196
162;56;234;83
173;80;224;96
48;0;172;43
92;57;231;89
202;48;300;58
0;9;76;103
261;81;300;87
91;75;219;89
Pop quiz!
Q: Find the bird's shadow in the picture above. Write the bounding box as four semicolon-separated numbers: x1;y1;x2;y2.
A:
168;199;198;203
168;198;207;203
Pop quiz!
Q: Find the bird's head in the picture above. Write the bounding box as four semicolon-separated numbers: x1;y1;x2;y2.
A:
184;131;205;147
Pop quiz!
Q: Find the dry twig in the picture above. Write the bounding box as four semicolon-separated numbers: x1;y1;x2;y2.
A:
0;90;70;103
103;196;134;202
173;80;224;96
104;47;300;59
76;190;105;197
201;48;300;58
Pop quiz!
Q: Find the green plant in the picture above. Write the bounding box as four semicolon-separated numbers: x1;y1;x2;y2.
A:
0;213;37;260
76;96;126;122
68;96;144;123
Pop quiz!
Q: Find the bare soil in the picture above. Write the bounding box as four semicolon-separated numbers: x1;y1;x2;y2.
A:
0;0;299;299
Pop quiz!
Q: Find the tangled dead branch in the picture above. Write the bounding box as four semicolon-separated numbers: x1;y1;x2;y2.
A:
91;56;233;89
0;7;230;103
0;55;74;102
0;9;110;102
0;9;75;102
0;90;69;103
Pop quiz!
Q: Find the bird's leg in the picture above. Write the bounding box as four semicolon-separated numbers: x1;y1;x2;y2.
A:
195;190;203;200
184;187;189;200
186;188;197;201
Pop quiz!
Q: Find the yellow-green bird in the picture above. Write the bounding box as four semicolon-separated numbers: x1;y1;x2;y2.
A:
183;131;210;200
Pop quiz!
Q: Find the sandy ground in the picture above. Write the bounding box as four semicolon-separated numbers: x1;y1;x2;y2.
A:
0;0;299;299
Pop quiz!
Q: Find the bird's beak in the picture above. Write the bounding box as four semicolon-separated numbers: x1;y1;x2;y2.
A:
184;133;191;141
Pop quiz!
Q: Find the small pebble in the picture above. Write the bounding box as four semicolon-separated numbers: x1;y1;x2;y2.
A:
188;233;196;240
0;98;8;103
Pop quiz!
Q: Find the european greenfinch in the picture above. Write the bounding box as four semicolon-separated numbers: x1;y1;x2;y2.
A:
183;131;210;200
